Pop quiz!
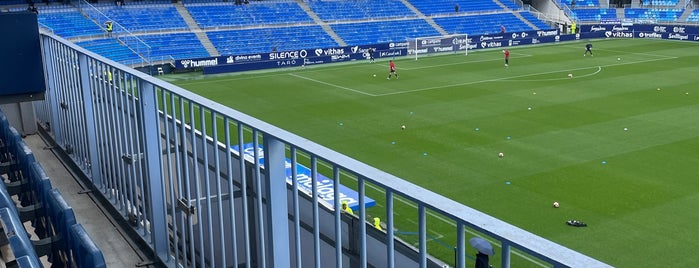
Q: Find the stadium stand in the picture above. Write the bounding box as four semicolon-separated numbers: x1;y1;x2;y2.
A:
186;2;313;28
95;3;188;32
332;19;441;45
572;8;618;21
306;0;415;21
642;0;680;6
0;109;107;268
207;26;337;55
434;13;537;35
519;11;553;29
561;0;600;7
625;8;685;21
35;7;104;38
408;0;503;15
687;9;699;22
139;33;210;60
76;38;142;63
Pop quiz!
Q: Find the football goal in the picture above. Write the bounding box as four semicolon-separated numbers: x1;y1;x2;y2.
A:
407;34;470;60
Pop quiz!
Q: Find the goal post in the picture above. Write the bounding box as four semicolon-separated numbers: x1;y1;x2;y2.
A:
407;34;470;60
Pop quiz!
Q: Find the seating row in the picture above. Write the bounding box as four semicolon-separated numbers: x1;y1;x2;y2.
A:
0;109;106;268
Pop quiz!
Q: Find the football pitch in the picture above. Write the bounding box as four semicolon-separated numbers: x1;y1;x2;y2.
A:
166;38;699;267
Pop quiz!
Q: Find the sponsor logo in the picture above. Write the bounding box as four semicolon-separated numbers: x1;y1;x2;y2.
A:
323;48;345;55
380;50;403;57
555;35;560;42
532;38;540;44
605;31;633;38
452;37;469;45
314;48;323;56
234;54;263;62
695;36;699;41
511;33;518;39
351;46;359;53
668;33;688;40
653;26;667;33
521;32;528;38
269;50;307;60
180;58;218;68
303;58;323;65
673;27;686;33
389;42;408;48
480;35;493;41
638;32;662;38
226;56;234;64
612;26;629;31
590;26;607;32
460;43;477;50
509;40;521;46
331;54;350;61
233;144;375;209
537;30;558;37
575;33;580;40
276;60;297;66
432;46;453;52
481;41;502;48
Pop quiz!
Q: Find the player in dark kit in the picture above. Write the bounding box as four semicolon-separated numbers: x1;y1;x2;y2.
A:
368;48;375;63
584;42;593;56
503;49;510;67
387;60;398;80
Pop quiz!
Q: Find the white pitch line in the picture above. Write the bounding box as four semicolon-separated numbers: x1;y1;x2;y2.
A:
288;73;376;96
509;66;603;82
401;52;534;71
375;54;678;97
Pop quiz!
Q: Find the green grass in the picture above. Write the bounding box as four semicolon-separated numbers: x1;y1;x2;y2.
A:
166;38;699;267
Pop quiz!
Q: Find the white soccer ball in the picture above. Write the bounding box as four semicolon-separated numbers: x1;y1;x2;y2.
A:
553;201;560;208
567;73;573;78
498;152;504;158
373;74;376;77
617;57;621;61
401;125;406;130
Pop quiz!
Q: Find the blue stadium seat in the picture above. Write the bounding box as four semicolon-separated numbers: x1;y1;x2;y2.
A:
14;255;43;268
0;207;42;266
69;224;107;268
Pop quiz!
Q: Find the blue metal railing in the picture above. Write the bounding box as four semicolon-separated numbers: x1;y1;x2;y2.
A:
34;31;612;268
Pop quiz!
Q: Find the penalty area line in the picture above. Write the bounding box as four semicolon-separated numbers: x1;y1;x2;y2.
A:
288;73;376;96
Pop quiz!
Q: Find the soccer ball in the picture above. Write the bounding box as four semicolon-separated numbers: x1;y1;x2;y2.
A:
617;57;621;61
373;74;376;77
567;73;573;78
401;125;406;130
497;152;504;158
553;202;560;208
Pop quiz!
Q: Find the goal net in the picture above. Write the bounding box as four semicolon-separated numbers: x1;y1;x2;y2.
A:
407;34;470;60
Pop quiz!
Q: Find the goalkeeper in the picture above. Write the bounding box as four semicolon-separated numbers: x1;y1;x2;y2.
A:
387;60;398;80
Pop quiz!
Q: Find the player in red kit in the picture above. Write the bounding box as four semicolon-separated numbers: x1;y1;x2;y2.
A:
503;49;510;67
387;60;398;80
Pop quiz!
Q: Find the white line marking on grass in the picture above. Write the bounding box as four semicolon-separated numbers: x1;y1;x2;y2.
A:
401;53;533;71
596;48;678;58
288;73;376;96
376;55;678;97
509;66;603;82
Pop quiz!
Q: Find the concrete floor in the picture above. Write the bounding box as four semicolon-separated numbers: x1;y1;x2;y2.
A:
23;134;155;268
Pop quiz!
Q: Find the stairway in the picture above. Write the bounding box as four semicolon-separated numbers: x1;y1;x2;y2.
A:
677;8;693;22
397;0;449;35
296;0;346;47
174;2;220;57
616;8;625;19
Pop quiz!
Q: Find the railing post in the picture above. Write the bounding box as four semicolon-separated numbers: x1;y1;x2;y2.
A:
138;81;169;263
262;135;291;267
501;241;511;268
77;53;102;187
42;37;63;145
